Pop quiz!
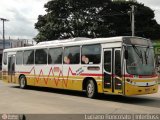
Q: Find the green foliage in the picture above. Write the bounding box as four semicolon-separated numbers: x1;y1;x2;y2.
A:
34;0;160;42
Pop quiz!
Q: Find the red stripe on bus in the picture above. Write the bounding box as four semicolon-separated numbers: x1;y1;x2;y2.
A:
139;74;157;78
124;74;157;78
124;74;134;78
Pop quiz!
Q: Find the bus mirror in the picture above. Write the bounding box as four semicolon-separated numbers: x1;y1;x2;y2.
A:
124;50;128;59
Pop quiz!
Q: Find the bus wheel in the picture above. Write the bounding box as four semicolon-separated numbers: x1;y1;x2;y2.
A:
19;76;27;89
86;80;97;98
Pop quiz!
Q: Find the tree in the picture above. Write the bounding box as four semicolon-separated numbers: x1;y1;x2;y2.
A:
103;0;160;39
35;0;160;42
35;0;113;42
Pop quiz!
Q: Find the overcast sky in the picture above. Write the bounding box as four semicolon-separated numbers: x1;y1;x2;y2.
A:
0;0;160;40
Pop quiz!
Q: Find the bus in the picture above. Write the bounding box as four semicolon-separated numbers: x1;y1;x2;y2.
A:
2;36;158;98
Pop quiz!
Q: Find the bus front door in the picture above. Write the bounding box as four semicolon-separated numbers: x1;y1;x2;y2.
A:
103;48;123;95
8;55;16;83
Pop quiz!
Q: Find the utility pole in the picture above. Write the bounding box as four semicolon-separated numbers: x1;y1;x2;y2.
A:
0;18;9;49
131;0;136;36
131;5;135;36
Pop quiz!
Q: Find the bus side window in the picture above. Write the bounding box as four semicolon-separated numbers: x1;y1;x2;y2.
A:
23;50;34;65
81;44;101;64
64;46;80;64
35;49;47;64
16;51;23;65
48;48;63;64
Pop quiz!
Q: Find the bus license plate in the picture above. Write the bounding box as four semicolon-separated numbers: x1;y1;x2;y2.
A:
145;88;150;92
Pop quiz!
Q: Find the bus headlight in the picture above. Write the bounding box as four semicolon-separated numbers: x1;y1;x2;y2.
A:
126;79;132;83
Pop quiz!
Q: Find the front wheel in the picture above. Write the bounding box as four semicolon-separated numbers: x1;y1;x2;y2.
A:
19;76;27;89
86;80;97;98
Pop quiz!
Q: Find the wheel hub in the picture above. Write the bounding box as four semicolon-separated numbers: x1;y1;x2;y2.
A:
88;84;93;94
21;78;25;87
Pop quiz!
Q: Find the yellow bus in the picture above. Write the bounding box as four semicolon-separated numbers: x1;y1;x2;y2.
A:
2;36;158;98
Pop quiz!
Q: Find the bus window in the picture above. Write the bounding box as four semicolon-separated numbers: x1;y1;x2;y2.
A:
35;49;47;64
115;50;121;77
104;51;111;72
64;46;80;64
81;44;101;64
16;51;23;65
3;52;7;65
48;48;63;64
23;50;34;64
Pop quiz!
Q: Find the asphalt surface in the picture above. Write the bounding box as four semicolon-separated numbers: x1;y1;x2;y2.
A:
0;80;160;114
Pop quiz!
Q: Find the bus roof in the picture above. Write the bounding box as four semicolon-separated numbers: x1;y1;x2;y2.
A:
3;36;149;52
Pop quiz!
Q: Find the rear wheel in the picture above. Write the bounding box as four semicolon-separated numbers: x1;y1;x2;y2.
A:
86;80;97;98
19;76;27;89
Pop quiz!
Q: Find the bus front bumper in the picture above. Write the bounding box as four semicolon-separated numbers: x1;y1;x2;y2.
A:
125;83;158;96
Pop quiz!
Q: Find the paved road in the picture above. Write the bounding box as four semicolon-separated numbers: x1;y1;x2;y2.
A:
0;80;160;114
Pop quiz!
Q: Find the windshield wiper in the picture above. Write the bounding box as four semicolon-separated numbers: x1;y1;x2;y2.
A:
132;45;143;64
144;46;149;64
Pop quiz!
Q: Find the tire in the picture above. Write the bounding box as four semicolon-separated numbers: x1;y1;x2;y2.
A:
86;79;97;98
19;76;27;89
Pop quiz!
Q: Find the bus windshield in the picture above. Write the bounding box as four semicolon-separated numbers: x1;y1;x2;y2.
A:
126;45;155;75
